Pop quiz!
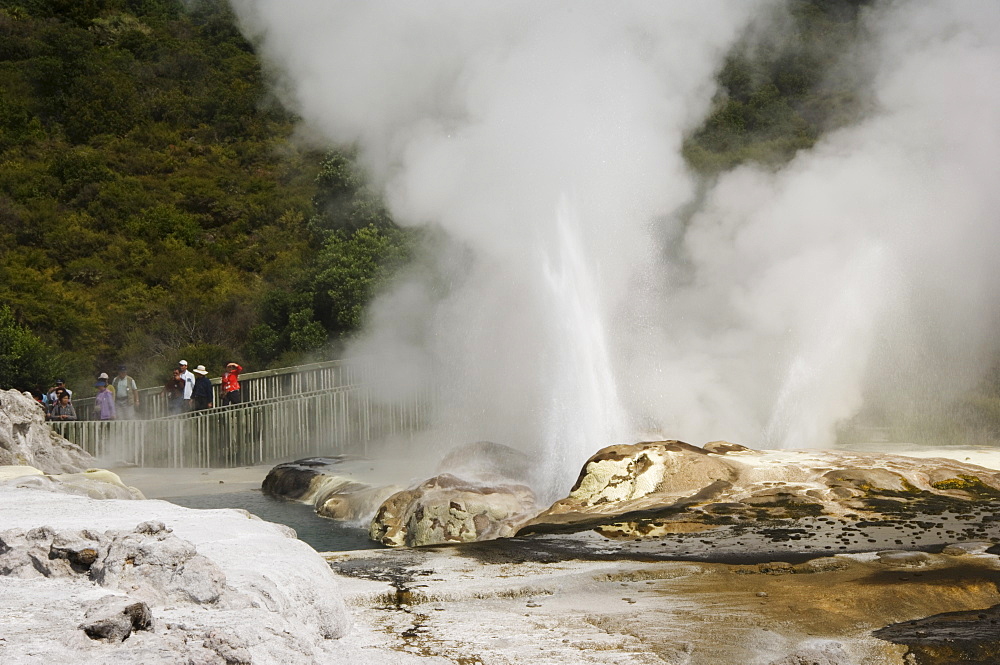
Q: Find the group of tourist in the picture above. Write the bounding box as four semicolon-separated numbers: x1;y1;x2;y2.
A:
161;360;243;415
42;365;138;422
45;380;76;421
92;366;141;421
40;361;243;421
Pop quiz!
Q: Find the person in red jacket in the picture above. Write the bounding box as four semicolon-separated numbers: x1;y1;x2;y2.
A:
221;362;243;406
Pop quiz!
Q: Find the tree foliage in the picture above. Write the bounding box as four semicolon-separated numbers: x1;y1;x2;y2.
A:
684;0;873;173
0;0;414;389
0;305;66;392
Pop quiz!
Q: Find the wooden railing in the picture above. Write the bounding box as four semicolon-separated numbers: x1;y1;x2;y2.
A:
50;383;431;468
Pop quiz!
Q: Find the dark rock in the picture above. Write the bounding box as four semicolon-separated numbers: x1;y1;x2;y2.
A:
262;457;356;501
0;527;107;577
874;603;1000;665
262;456;398;521
123;601;153;630
81;616;133;643
49;543;100;572
80;601;153;642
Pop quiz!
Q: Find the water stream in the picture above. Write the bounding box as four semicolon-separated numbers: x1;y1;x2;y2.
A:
163;490;381;552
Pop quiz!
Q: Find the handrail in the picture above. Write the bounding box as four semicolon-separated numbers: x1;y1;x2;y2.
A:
156;383;367;418
50;381;432;468
68;357;376;421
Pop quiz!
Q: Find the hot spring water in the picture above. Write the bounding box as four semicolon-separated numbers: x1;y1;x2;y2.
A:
164;491;379;552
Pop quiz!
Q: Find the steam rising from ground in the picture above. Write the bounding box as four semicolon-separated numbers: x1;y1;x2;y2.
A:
230;1;1000;498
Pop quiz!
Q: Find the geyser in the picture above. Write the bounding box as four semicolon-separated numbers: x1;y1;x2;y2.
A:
229;0;1000;500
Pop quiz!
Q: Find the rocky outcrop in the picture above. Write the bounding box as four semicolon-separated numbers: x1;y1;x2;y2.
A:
0;521;231;605
0;486;357;664
366;438;1000;548
521;440;1000;537
436;440;535;485
538;440;735;522
874;602;1000;665
262;456;359;501
0;389;94;473
1;466;145;500
79;600;154;643
370;473;538;547
0;390;142;499
366;441;539;548
263;456;402;520
264;442;538;545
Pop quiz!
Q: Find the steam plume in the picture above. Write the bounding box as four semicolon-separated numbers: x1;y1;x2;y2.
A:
229;0;1000;498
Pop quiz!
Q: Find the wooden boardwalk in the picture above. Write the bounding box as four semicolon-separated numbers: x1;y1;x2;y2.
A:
51;359;431;468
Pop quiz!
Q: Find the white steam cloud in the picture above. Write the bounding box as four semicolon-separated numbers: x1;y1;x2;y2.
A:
229;0;1000;498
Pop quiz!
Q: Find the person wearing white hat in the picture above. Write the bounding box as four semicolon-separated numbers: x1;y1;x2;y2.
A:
96;372;116;400
191;365;213;411
178;360;195;411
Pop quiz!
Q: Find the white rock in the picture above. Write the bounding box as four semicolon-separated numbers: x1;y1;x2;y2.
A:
0;486;354;663
0;389;93;473
3;467;145;500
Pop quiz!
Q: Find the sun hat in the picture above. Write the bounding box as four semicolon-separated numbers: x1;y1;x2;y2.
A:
193;365;208;375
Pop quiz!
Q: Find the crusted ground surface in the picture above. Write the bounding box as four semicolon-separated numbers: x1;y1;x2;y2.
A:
326;537;1000;665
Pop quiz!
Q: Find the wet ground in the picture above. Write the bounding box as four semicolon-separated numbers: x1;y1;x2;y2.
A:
451;503;1000;566
327;533;1000;665
326;507;1000;664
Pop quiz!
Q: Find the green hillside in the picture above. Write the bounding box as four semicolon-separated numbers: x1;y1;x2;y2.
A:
0;0;411;392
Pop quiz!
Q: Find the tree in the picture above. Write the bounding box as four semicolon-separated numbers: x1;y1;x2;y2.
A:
314;225;413;335
309;150;393;236
0;304;65;391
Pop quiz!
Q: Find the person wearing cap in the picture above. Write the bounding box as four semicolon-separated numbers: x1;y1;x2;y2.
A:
191;365;214;411
112;365;140;420
47;379;72;405
221;362;243;406
94;379;116;421
178;360;195;411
